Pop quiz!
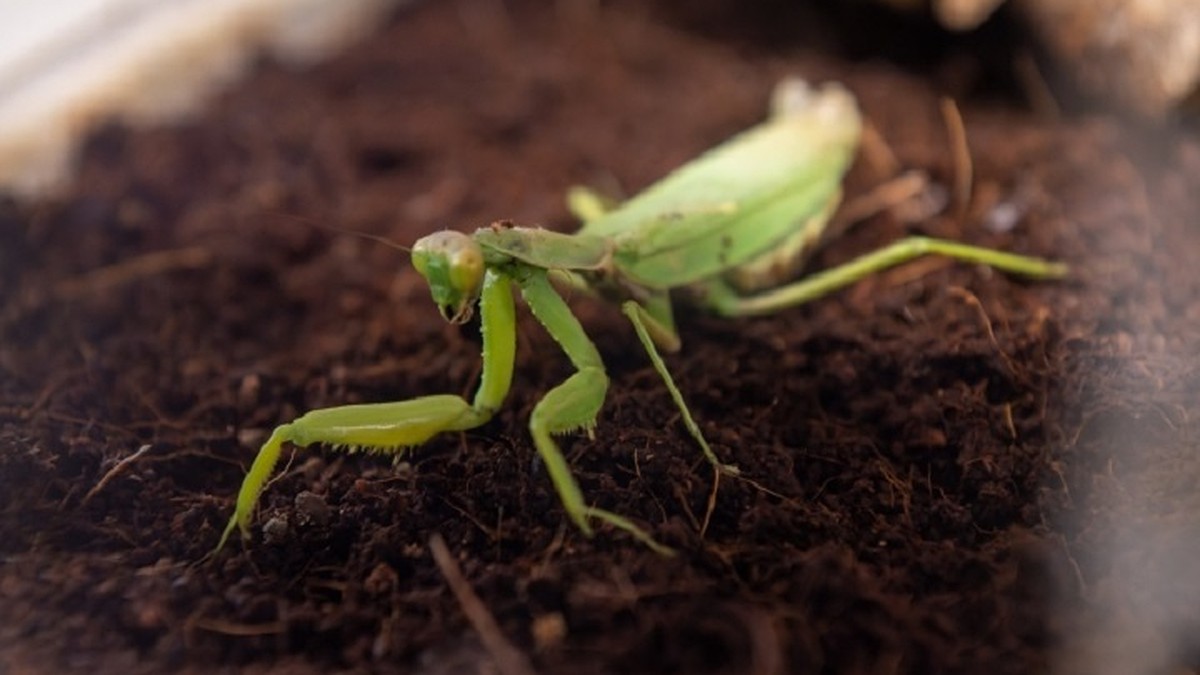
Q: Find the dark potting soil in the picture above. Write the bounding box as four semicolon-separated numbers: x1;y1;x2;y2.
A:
3;2;1199;673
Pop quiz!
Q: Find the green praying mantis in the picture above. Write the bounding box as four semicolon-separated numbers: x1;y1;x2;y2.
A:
216;79;1067;554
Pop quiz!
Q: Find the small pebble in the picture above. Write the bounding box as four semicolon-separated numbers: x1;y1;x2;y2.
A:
262;515;290;544
294;491;331;527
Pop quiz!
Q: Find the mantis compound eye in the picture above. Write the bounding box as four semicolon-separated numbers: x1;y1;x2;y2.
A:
412;230;485;324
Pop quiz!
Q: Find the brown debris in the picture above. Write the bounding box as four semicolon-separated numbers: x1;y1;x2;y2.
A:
2;1;1199;673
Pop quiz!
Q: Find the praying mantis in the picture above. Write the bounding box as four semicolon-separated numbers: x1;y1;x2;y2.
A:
216;79;1067;554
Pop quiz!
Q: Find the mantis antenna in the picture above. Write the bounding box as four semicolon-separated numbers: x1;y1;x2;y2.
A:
265;211;414;254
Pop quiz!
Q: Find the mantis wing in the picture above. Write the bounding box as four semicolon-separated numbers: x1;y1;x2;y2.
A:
579;81;861;289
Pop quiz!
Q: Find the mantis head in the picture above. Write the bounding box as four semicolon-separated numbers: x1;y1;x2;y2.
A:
412;231;485;324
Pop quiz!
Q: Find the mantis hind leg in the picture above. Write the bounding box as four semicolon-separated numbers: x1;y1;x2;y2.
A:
703;235;1068;317
621;300;738;478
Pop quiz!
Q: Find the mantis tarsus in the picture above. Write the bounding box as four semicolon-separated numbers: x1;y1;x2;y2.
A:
216;79;1067;554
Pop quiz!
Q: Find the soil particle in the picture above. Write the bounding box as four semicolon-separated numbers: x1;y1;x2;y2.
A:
2;1;1199;673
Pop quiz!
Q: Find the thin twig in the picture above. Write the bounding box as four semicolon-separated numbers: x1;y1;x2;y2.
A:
947;286;1017;377
439;497;500;541
82;444;153;504
939;97;973;222
1013;51;1061;119
859;120;901;180
838;170;930;225
53;245;212;300
190;617;286;636
700;465;720;539
3;246;213;326
429;533;537;675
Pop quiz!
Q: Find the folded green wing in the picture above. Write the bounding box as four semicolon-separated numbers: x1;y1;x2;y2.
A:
578;82;861;289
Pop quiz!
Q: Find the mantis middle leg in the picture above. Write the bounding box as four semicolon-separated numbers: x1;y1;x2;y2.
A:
516;268;673;554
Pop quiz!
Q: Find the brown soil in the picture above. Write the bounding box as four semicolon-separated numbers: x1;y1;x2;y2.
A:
2;2;1198;673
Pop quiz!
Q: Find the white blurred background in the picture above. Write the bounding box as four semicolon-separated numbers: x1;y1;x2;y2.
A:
0;0;401;196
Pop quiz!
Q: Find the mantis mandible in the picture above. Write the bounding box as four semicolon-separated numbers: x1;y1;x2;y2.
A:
216;79;1067;554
